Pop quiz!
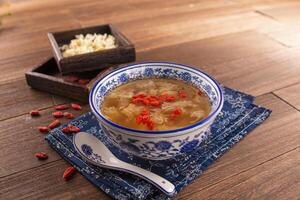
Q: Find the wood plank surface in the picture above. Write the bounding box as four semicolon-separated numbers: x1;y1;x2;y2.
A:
1;94;299;199
138;31;300;96
176;93;300;199
0;79;53;121
274;83;300;110
0;105;90;177
178;148;300;200
0;0;300;199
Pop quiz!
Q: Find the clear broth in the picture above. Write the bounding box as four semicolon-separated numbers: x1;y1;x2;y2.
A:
101;78;211;131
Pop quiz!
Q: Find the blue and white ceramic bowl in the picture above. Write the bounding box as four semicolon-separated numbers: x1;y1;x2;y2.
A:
89;62;224;160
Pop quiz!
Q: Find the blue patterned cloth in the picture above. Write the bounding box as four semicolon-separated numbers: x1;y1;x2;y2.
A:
46;87;271;200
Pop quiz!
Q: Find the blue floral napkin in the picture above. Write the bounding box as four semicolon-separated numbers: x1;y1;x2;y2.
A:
46;87;271;200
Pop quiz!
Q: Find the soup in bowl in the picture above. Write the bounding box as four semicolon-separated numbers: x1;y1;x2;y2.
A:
89;62;224;160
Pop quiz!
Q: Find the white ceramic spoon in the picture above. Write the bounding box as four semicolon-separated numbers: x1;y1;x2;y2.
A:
73;132;175;196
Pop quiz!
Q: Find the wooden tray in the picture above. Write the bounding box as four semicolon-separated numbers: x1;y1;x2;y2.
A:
48;24;135;74
25;57;115;102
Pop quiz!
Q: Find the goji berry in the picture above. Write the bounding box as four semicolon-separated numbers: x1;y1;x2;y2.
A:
70;103;81;110
166;95;176;102
48;119;61;129
149;99;160;106
63;112;74;119
140;109;149;116
63;166;76;180
30;110;40;116
68;125;80;133
146;120;154;130
159;94;168;102
178;90;187;98
52;111;63;118
55;105;69;110
37;126;49;133
35;152;48;160
170;108;183;120
132;97;143;104
142;98;150;105
198;90;203;96
135;115;143;124
142;114;150;122
173;108;183;115
61;127;71;134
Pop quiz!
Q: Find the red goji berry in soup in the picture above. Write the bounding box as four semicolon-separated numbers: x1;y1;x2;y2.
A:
101;78;210;131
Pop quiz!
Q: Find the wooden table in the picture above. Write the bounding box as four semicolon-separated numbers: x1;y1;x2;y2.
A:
0;0;299;199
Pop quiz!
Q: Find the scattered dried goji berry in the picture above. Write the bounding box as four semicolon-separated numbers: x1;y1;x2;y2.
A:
178;90;187;98
68;125;80;133
70;103;81;110
48;119;61;129
63;166;76;180
61;127;71;134
55;105;69;110
63;112;74;119
52;111;63;118
198;90;203;96
35;152;48;160
37;126;49;133
30;110;40;116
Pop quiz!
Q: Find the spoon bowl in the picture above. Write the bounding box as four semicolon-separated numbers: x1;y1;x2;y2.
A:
73;132;176;196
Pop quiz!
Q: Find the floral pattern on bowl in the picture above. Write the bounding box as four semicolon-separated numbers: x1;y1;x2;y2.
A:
89;62;224;160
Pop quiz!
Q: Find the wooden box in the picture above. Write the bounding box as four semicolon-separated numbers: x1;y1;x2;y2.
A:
25;57;114;102
48;24;135;74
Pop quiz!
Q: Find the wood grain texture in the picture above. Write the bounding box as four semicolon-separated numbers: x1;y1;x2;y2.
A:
0;79;53;121
176;93;300;199
0;160;111;200
1;0;300;199
138;31;300;96
0;105;90;177
178;148;300;200
0;94;299;199
274;83;300;110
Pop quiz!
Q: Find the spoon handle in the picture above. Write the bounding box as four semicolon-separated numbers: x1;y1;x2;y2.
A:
73;132;175;195
112;158;175;195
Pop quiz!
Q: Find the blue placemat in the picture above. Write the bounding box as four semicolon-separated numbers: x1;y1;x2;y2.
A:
46;87;271;200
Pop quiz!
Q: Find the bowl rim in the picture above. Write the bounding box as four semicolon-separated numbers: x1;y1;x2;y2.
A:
89;61;224;135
